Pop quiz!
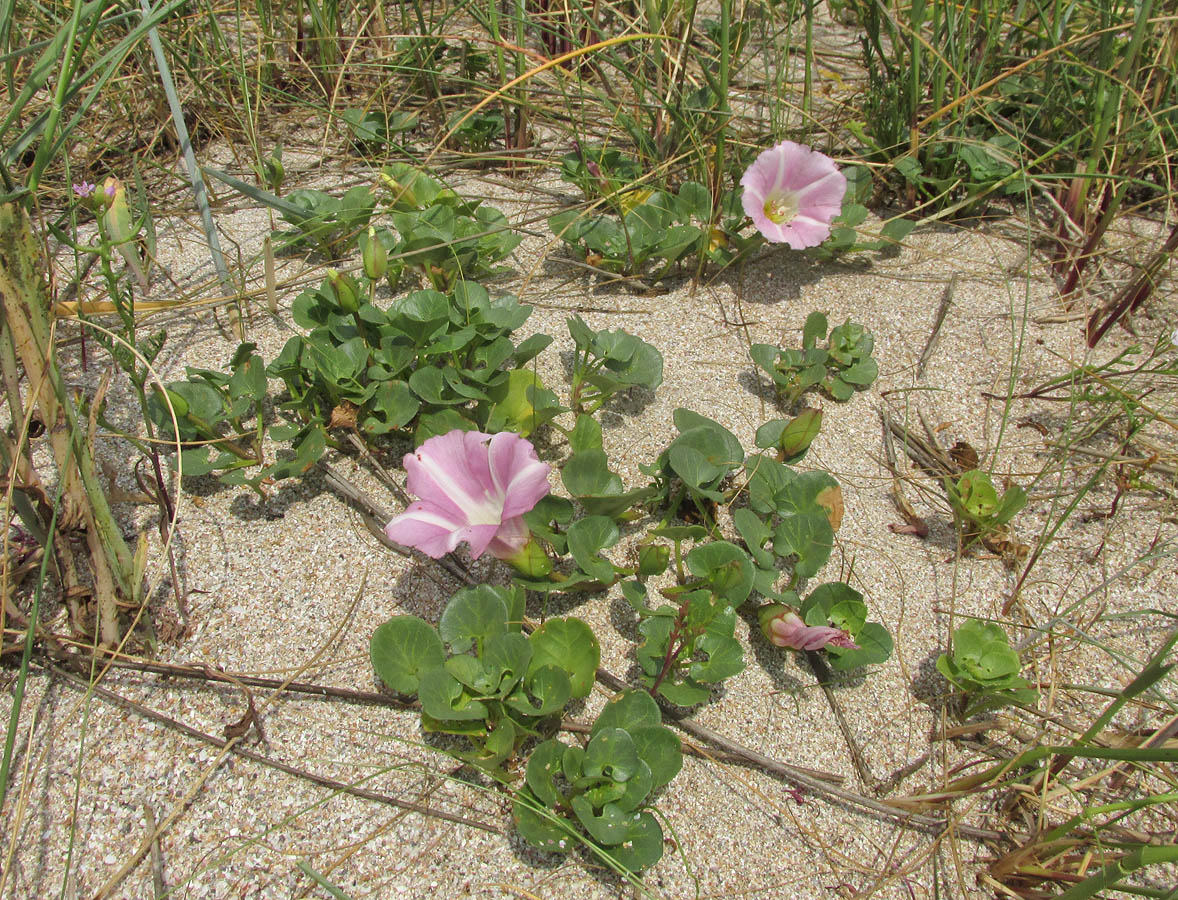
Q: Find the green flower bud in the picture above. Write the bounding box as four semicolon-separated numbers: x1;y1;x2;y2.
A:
502;536;553;579
327;268;360;313
637;543;670;577
361;227;387;280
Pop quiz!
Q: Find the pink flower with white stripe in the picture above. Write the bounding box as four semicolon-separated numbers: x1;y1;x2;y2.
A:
740;141;847;249
385;429;551;563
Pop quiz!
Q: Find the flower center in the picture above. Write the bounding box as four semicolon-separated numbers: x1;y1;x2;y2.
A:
763;190;798;225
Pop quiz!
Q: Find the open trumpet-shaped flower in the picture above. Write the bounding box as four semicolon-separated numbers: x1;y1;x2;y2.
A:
741;141;847;249
759;606;859;651
385;429;551;565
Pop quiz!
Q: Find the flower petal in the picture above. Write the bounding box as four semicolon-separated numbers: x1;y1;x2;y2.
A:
403;430;500;526
486;431;551;520
384;503;468;558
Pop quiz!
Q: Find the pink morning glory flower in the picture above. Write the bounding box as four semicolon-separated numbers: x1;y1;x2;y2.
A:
385;429;551;564
73;181;96;198
740;140;847;249
759;607;859;651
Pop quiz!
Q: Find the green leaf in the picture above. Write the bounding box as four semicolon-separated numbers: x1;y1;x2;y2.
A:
568;414;603;453
657;677;710;706
879;217;914;245
602;811;664;872
733;508;774;568
364;380;419;434
591;689;661;737
505;664;571;716
525;739;566;807
773;511;834;579
802;311;828;350
418;667;489;721
483;631;533;696
445;653;500;695
438;585;511;653
629;725;682;790
567;516;620;583
528;618;600;698
801;582;868;636
686;541;754;607
691;609;744;683
370;616;445;696
414;409;476;444
827;622;893;671
562;449;623;498
513;792;574;853
584;727;640;782
572;797;637;846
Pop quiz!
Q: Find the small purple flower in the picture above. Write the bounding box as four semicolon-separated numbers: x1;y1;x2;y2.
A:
760;607;859;651
740;140;847;249
72;181;95;199
385;429;551;562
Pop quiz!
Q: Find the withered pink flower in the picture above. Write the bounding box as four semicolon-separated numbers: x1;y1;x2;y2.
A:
385;429;550;562
740;141;847;249
760;607;859;651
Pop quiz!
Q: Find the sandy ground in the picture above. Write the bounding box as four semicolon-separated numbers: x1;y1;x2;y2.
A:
2;157;1176;900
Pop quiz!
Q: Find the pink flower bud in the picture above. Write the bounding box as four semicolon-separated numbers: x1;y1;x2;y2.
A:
759;605;859;651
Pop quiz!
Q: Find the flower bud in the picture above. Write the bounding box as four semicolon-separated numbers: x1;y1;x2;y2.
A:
362;227;387;280
327;268;360;313
637;543;669;577
154;388;188;419
501;535;553;579
262;149;284;192
758;604;859;651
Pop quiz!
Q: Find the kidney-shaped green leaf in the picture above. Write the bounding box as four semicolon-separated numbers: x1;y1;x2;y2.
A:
528;617;600;698
370;616;444;695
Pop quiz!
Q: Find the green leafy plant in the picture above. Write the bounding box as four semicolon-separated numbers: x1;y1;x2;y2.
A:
936;619;1037;718
379;163;523;290
566;315;664;415
750;312;878;407
640;409;745;527
795;582;893;671
512;689;682;872
560;415;657;520
550;180;750;280
943;468;1026;552
370;584;600;775
557;145;643;202
272;184;376;258
446;109;506;152
623;540;751;706
147;343;268;490
342;107;418;152
269;277;556;453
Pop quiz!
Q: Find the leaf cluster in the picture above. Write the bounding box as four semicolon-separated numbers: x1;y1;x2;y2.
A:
567;315;664;415
944;468;1026;551
750;312;879;407
146;343;271;490
379;163;524;290
640;409;745;525
273;184;376;258
622;540;750;706
550;175;749;280
370;585;600;774
269;277;557;450
513;690;682;872
936;619;1037;718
